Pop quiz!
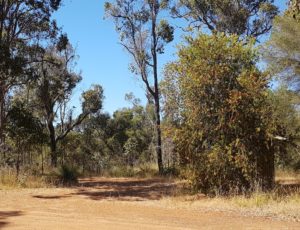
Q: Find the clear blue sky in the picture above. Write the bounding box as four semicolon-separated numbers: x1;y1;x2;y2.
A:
53;0;287;115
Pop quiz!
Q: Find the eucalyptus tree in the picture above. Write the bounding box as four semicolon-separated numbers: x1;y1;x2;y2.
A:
262;0;300;171
0;0;62;145
263;0;300;92
33;36;104;167
172;0;278;40
105;0;174;173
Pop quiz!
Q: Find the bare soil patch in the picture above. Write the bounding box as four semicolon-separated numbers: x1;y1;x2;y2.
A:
0;177;299;229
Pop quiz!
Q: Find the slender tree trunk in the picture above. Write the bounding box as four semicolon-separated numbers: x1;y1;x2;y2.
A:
41;145;44;175
154;95;163;174
0;86;5;145
151;2;163;174
48;121;57;167
0;87;7;163
16;139;20;178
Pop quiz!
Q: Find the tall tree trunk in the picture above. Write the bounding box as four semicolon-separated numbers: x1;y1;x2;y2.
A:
0;86;7;163
48;121;57;167
41;145;44;175
151;4;163;174
0;86;5;145
151;1;163;174
16;139;21;178
154;95;163;174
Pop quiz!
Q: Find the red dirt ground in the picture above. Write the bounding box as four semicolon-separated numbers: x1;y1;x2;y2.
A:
0;177;299;229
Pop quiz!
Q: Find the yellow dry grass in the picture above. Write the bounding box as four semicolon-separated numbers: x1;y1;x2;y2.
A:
0;168;50;189
154;171;300;222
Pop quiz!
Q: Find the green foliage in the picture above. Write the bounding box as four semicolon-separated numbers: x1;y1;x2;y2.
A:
172;0;278;39
263;2;300;172
105;0;174;173
0;0;61;142
53;95;156;175
4;101;47;172
107;101;155;165
162;33;279;194
286;0;300;21
264;9;300;92
6;102;45;143
82;85;104;114
105;0;174;74
269;87;300;171
28;37;104;166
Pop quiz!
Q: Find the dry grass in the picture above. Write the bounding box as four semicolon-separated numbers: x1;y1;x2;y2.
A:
157;191;300;222
0;168;50;189
100;163;159;178
156;170;300;222
276;168;300;183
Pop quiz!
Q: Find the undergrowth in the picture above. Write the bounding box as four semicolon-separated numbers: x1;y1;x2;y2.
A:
0;167;49;189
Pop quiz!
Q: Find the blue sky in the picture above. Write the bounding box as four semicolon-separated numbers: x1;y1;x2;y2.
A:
53;0;287;115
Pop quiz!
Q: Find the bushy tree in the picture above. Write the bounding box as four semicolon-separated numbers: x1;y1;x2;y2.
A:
162;33;281;193
30;36;104;166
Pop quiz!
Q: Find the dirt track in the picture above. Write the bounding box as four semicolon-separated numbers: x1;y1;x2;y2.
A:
0;177;299;229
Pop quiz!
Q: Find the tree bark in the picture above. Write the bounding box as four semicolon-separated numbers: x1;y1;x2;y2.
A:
151;1;163;174
257;145;275;191
0;86;5;145
262;150;275;190
48;121;57;167
154;95;163;174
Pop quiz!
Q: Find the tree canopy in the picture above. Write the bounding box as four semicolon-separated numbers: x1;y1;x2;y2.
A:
171;0;278;40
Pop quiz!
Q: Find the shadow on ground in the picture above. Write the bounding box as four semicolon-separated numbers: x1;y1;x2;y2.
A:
76;178;177;201
32;195;71;200
0;211;22;229
31;177;300;202
32;178;178;202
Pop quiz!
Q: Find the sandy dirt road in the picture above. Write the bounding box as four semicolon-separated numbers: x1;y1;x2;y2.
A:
0;177;299;230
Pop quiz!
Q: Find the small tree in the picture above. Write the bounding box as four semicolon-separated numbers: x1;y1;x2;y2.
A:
162;33;280;193
105;0;174;174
